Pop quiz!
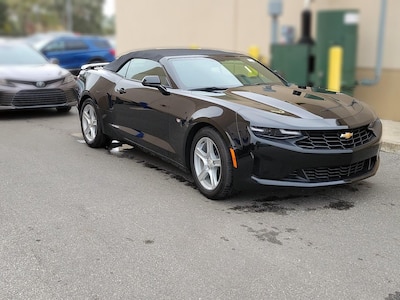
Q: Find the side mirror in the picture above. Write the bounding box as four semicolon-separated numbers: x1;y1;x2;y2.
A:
142;75;170;96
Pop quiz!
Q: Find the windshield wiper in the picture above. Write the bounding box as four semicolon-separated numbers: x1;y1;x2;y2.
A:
190;87;228;92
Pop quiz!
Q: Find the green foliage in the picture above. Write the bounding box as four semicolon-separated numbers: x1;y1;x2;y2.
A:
0;0;10;34
1;0;114;36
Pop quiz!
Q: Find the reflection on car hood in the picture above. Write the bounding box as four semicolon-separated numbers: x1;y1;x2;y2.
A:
225;85;364;120
227;85;375;127
0;64;68;81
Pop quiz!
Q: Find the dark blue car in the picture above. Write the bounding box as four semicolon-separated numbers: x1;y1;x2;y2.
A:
32;34;115;74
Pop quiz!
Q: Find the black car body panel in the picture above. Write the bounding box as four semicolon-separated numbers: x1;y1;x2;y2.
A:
77;49;381;197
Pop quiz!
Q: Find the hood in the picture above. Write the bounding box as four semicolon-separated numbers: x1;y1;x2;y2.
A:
0;64;69;81
224;85;363;119
210;84;375;129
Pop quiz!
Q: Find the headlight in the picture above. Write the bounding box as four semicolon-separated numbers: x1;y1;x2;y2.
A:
0;78;14;87
62;74;75;85
250;126;302;139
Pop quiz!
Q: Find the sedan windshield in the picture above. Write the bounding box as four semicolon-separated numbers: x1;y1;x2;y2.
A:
168;55;285;90
0;43;49;65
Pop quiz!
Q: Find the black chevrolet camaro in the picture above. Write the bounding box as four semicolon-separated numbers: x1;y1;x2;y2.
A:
77;49;382;199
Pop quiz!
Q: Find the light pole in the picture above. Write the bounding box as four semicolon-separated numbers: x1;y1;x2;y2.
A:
66;0;73;31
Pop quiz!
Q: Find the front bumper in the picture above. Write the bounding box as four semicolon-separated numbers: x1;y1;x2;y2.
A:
248;144;380;187
0;88;78;110
232;122;382;189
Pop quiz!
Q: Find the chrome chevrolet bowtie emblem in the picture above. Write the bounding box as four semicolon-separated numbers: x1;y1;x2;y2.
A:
340;132;354;139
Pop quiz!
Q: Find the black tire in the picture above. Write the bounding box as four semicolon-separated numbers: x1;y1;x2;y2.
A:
190;127;234;200
80;99;109;148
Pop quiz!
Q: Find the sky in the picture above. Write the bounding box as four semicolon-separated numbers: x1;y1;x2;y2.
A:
103;0;115;17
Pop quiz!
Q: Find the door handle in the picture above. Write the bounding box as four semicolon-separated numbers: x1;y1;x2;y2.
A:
117;87;126;94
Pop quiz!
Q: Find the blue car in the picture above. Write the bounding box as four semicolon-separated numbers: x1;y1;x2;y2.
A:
32;34;115;74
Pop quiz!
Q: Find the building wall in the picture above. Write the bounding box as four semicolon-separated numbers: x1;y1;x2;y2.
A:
116;0;400;121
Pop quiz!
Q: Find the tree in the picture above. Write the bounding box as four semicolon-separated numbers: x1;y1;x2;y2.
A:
0;0;8;34
5;0;58;35
54;0;106;34
4;0;113;36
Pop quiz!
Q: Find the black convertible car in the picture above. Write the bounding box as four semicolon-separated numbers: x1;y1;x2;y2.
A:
77;49;381;199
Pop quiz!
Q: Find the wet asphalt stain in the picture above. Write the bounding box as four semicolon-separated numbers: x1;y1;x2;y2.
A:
386;292;400;300
144;239;154;245
241;225;283;245
230;194;305;215
230;201;293;215
230;190;357;214
325;200;354;210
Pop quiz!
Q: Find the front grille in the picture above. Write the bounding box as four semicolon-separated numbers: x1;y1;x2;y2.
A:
296;126;375;150
12;89;68;107
286;157;377;183
0;92;14;105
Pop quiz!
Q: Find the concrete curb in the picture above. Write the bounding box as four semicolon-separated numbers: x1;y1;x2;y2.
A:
381;142;400;154
381;120;400;154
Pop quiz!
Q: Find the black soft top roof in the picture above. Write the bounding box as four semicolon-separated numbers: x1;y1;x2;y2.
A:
104;48;242;72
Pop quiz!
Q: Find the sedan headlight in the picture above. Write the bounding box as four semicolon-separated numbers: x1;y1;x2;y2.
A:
0;78;14;87
250;126;302;140
62;74;75;85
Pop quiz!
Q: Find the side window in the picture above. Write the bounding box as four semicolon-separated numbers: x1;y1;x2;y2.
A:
43;40;65;52
121;58;169;86
65;39;88;50
93;40;111;48
117;61;131;78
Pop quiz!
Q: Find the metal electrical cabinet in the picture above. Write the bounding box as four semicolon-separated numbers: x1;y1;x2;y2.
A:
270;44;311;87
313;10;359;94
270;9;359;95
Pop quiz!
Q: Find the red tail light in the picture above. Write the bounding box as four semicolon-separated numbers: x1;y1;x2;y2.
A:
109;49;116;57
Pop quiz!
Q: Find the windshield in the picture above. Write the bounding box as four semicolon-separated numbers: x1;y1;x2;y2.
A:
168;55;286;90
0;43;49;65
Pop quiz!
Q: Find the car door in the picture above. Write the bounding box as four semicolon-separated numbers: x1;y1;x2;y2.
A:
112;58;173;157
42;37;89;69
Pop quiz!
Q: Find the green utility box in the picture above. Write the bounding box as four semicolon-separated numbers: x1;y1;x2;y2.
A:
270;44;311;86
312;10;359;94
269;9;359;95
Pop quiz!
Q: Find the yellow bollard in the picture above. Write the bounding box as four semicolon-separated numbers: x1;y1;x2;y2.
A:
327;46;343;92
248;45;260;60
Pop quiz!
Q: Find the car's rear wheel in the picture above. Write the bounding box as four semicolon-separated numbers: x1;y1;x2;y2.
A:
80;99;109;148
190;127;234;200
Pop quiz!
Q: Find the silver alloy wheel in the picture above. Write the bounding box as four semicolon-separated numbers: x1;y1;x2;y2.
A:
193;136;222;190
81;104;98;143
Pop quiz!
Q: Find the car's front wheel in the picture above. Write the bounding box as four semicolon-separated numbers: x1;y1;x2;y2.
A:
190;127;234;200
80;99;109;148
